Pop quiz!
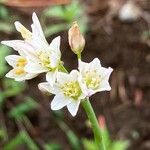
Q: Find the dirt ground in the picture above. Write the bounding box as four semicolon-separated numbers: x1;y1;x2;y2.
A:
1;0;150;149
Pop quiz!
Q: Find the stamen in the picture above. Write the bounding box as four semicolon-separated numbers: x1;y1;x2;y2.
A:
83;70;100;90
61;81;81;99
15;68;25;75
37;50;54;70
16;58;27;67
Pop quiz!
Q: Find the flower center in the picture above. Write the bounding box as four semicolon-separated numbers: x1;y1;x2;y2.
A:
37;50;53;70
83;70;100;90
61;81;82;99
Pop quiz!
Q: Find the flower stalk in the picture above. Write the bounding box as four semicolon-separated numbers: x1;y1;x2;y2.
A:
82;98;102;149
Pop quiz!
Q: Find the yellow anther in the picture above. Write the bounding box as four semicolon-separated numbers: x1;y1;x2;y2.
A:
15;68;25;75
61;81;81;99
16;58;27;67
83;70;100;90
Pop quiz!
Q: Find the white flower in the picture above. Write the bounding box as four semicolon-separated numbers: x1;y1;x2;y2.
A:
1;12;61;85
39;70;86;116
5;54;37;81
24;35;61;86
78;58;113;97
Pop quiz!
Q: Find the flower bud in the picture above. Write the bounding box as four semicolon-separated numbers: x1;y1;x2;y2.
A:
68;22;85;54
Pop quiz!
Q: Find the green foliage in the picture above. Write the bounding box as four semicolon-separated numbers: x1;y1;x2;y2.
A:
0;45;11;77
44;143;62;150
3;78;25;98
0;5;9;19
0;127;7;141
3;131;39;150
0;22;14;33
82;139;97;150
8;97;39;120
53;111;81;150
43;0;88;37
0;45;26;107
44;23;68;37
0;5;14;33
111;141;129;150
44;0;82;22
0;78;25;107
142;30;150;39
3;132;23;150
82;126;129;150
21;131;39;150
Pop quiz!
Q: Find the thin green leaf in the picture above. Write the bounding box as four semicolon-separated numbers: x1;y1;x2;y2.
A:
0;45;11;76
44;143;62;150
21;131;39;150
3;132;24;150
3;78;25;97
45;23;68;37
111;141;129;150
44;6;65;19
8;97;39;120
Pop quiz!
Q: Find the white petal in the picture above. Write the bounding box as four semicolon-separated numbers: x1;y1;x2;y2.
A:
67;100;81;117
25;62;47;73
51;93;71;110
32;12;47;43
78;75;88;95
38;82;52;93
70;70;79;81
14;21;31;34
57;70;79;85
100;67;113;81
1;40;34;56
5;55;21;67
97;81;111;92
78;59;88;72
15;21;24;32
97;67;113;92
46;71;57;86
25;53;39;63
89;58;101;70
87;89;96;97
38;82;59;94
25;73;37;80
6;69;16;79
6;69;25;81
50;52;59;68
30;25;48;50
57;72;70;84
49;36;61;56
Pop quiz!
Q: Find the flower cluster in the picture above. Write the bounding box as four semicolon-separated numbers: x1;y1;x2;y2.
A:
1;13;113;116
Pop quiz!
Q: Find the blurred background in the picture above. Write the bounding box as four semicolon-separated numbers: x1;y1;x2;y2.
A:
0;0;150;149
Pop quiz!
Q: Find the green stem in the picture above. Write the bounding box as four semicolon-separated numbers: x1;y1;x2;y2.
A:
82;98;102;149
77;53;81;60
60;64;68;73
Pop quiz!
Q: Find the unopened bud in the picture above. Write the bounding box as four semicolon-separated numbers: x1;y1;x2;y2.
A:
68;22;85;54
98;115;106;129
